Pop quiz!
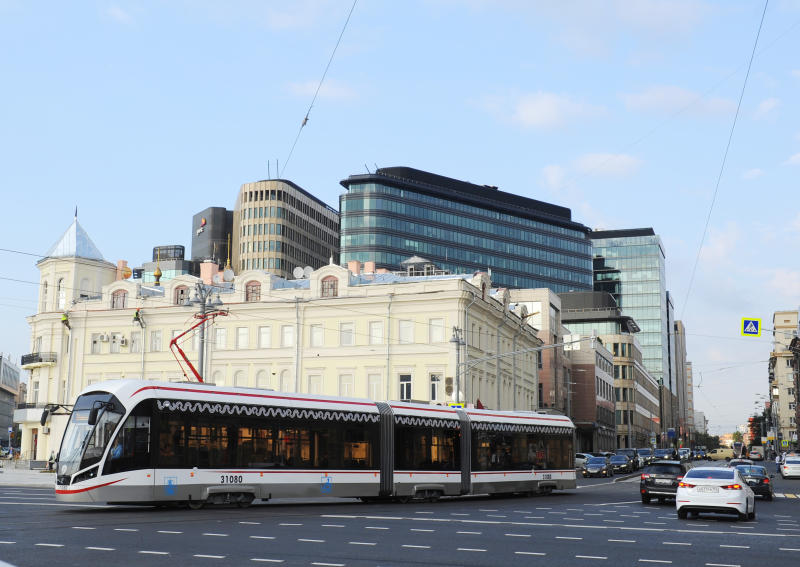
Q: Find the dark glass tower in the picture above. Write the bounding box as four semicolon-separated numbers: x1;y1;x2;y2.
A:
339;167;593;292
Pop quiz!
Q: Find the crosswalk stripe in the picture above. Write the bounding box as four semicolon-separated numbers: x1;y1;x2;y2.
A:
786;494;797;499
774;493;800;499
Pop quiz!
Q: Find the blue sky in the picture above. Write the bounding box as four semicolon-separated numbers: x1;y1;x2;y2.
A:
1;1;799;434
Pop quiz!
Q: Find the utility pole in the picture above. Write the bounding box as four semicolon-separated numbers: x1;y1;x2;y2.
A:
188;282;223;381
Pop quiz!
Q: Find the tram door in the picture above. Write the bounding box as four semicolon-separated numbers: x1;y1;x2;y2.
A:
105;414;154;500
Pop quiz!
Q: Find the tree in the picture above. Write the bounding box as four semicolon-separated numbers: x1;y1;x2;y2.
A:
732;431;743;443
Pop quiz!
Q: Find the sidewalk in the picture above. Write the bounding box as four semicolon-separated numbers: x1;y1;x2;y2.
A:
0;463;56;488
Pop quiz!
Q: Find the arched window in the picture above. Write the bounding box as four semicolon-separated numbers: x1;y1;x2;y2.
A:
245;281;261;302
57;278;66;310
41;281;48;312
321;276;338;298
234;370;246;387
280;370;292;392
111;290;128;309
256;370;270;389
174;285;189;305
79;277;90;298
212;370;224;386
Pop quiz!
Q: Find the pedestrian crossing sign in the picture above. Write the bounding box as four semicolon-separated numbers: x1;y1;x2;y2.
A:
741;318;761;337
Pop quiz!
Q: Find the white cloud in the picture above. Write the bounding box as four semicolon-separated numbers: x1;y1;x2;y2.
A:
700;223;740;266
107;5;132;24
765;268;800;300
621;85;735;115
754;97;780;119
511;92;606;129
287;80;356;100
791;69;800;79
541;164;566;190
574;153;641;177
742;168;763;180
784;153;800;166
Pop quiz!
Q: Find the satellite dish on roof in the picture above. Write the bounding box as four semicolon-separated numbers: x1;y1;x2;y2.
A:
292;267;304;279
303;266;313;278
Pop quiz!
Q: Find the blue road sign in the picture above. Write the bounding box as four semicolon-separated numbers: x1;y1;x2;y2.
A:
741;318;761;337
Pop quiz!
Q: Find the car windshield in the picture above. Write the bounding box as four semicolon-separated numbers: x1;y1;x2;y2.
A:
785;458;800;464
685;469;734;480
655;449;671;455
611;456;628;462
736;466;765;476
644;464;682;475
57;392;124;478
587;457;607;465
638;449;652;456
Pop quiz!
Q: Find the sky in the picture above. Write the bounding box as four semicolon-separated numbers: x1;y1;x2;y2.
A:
1;0;799;435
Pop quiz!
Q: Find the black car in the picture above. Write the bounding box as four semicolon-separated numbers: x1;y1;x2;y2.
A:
640;460;690;504
735;465;774;500
582;456;612;478
615;449;640;470
610;455;633;474
654;448;678;461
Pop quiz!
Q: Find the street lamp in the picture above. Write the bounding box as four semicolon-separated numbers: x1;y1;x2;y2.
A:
188;282;224;381
450;328;466;403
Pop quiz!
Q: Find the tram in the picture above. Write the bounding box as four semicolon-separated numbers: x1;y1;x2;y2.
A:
53;380;575;507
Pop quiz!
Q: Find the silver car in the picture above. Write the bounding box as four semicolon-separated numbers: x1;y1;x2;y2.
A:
781;457;800;479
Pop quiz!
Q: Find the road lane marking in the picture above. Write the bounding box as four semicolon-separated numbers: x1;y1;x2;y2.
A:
576;556;607;560
239;521;261;525
457;531;481;534
203;533;228;537
0;542;16;545
158;530;183;534
488;514;507;518
664;542;691;546
411;528;434;532
480;509;498;512
609;539;636;543
458;548;486;552
604;520;624;523
514;510;533;513
516;551;546;556
585;513;603;516
311;563;344;567
35;543;64;547
250;560;284;564
279;523;301;526
250;536;275;540
86;547;114;551
720;545;749;549
639;560;672;564
505;533;531;538
365;526;388;530
402;544;430;549
194;555;225;559
114;528;138;532
524;516;545;519
348;541;376;545
779;548;800;552
556;536;583;540
645;522;667;525
322;524;345;528
706;564;740;567
71;527;96;530
298;539;324;543
139;551;169;555
564;517;585;521
415;511;434;515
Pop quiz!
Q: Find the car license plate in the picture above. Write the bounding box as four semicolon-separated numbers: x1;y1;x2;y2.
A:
655;479;672;485
697;486;718;493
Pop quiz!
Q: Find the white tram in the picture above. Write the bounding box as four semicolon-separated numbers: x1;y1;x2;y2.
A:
54;380;576;507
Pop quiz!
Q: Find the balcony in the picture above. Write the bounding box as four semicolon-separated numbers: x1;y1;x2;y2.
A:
20;352;57;369
13;403;49;425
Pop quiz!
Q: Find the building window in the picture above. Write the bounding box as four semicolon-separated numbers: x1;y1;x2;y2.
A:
256;370;270;389
57;278;66;310
259;326;271;348
308;374;322;394
236;327;249;349
91;334;101;354
280;369;292;392
131;331;142;353
310;324;324;347
32;381;39;404
368;373;382;400
339;374;354;397
430;373;441;401
111;290;128;309
340;322;355;346
281;325;294;347
110;333;121;354
245;281;261;302
174;286;190;305
149;330;162;352
369;321;383;345
41;280;48;311
234;370;246;387
400;374;412;401
399;320;414;344
428;318;445;343
321;276;338;298
214;328;227;350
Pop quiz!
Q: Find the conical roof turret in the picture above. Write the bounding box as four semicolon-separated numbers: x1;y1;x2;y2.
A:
40;216;105;263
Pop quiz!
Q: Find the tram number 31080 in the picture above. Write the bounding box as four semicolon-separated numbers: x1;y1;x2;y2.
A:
220;475;244;484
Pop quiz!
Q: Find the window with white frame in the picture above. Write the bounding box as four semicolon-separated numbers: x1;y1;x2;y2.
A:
259;326;271;348
339;374;354;397
340;322;355;346
281;325;294;347
237;327;249;349
368;373;382;400
130;331;142;353
256;370;270;389
428;318;445;343
234;370;246;387
369;321;383;345
400;374;412;401
32;381;39;404
399;320;414;344
110;333;121;354
212;370;224;386
280;369;292;391
149;330;162;352
57;278;65;310
90;334;102;354
308;374;322;395
215;328;227;350
310;324;324;347
429;373;441;401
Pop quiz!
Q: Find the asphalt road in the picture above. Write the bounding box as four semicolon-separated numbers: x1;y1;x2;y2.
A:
1;462;798;567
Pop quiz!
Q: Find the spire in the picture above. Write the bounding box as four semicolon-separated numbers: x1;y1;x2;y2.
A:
42;217;105;262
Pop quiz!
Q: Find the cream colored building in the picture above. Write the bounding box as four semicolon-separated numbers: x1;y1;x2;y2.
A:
769;310;798;449
15;220;543;460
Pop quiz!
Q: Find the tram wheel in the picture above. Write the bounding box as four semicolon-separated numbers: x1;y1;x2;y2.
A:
187;499;205;510
396;495;412;504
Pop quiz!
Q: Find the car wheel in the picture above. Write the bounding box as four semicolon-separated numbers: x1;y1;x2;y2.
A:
677;508;687;519
737;510;747;521
658;497;665;504
748;507;756;520
765;493;773;501
641;495;651;504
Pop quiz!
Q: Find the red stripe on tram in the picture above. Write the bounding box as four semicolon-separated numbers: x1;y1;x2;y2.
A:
130;385;377;408
55;477;127;494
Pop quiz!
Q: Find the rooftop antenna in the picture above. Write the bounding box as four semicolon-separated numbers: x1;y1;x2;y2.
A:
267;161;271;179
364;163;370;174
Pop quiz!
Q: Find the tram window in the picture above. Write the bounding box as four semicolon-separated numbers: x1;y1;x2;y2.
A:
471;429;573;471
395;426;459;470
104;414;151;475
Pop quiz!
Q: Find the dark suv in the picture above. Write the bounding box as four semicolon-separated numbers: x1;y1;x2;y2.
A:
640;460;690;504
615;448;641;470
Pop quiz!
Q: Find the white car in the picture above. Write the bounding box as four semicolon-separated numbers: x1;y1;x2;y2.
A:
676;466;755;521
575;453;591;469
781;457;800;479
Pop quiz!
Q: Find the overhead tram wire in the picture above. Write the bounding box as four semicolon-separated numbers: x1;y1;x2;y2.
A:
279;0;358;178
679;0;769;321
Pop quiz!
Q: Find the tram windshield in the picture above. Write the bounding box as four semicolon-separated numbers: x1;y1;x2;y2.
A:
58;392;123;478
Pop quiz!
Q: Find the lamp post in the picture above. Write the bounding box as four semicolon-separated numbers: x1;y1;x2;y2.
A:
188;282;223;382
450;328;465;403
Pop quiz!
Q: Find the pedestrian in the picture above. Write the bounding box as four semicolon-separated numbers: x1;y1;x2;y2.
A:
775;451;782;473
48;451;55;471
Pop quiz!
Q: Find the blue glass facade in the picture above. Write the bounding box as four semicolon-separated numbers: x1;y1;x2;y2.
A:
591;230;670;391
340;168;592;292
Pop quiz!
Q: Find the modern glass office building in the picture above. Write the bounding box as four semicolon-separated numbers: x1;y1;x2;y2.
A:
591;228;670;391
339;167;592;292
